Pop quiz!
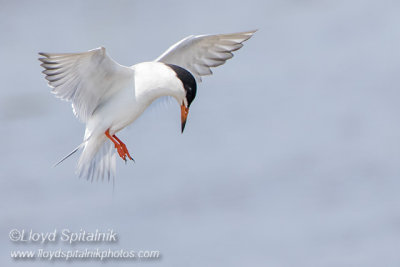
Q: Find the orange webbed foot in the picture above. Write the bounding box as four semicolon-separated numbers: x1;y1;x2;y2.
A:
105;129;135;162
113;134;134;162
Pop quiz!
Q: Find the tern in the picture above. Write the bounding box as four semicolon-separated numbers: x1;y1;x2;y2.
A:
39;30;256;181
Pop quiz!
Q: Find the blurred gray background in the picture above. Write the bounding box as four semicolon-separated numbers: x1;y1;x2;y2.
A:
1;0;400;266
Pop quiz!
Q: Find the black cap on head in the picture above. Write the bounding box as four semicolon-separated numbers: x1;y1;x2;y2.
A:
166;64;197;107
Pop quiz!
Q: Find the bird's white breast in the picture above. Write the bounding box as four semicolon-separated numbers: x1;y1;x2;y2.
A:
85;62;184;138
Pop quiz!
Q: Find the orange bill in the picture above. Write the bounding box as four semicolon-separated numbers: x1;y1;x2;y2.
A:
181;104;189;133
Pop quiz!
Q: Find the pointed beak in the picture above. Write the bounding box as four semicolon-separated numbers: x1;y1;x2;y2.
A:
181;104;189;133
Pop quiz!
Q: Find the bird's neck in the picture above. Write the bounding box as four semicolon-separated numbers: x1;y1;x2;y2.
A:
133;62;185;106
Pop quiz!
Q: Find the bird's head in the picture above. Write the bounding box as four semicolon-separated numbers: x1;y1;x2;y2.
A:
166;64;197;133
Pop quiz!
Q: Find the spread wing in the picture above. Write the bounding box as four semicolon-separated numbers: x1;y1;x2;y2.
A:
156;30;256;82
39;47;133;122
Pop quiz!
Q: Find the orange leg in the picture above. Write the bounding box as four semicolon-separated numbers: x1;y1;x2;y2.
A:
112;134;134;161
105;129;134;162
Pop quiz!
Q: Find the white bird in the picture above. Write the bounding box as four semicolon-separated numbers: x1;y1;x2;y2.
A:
39;30;256;181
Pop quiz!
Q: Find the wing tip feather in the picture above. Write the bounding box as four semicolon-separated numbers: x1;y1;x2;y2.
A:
38;52;49;57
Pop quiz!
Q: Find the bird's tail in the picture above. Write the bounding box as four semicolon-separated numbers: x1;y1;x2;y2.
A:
76;136;116;182
55;135;116;182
